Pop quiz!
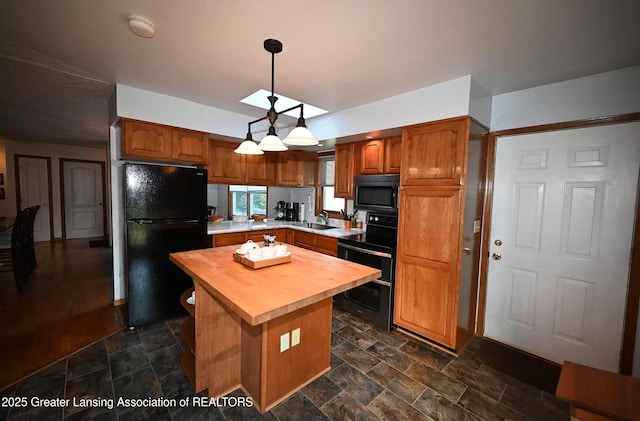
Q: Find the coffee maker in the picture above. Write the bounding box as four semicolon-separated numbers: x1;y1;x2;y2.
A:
274;201;286;220
286;202;300;221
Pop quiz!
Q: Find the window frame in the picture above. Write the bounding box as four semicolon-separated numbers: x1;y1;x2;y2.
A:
228;185;268;217
317;153;346;218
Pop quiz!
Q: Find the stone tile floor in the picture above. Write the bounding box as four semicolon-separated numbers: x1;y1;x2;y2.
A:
0;308;570;420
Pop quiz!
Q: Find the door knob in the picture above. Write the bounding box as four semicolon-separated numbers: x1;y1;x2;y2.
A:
494;239;502;246
462;247;471;255
492;252;502;260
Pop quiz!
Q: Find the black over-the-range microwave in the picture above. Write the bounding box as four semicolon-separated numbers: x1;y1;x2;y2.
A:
353;174;399;213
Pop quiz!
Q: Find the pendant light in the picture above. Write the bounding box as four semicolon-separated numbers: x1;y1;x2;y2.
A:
235;39;318;154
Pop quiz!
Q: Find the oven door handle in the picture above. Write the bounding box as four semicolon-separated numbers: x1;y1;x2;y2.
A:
338;243;393;259
370;279;391;287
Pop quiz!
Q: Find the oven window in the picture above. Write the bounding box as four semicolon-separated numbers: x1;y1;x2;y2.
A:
345;282;381;312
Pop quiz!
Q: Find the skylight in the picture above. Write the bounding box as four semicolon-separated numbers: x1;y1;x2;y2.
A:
240;89;329;119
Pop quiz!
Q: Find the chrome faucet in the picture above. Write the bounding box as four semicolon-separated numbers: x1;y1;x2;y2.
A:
316;211;329;225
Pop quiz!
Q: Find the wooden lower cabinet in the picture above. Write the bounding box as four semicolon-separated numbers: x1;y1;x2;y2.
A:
213;232;246;247
246;229;286;244
314;235;338;257
293;231;314;250
213;229;337;256
213;229;287;247
394;187;463;350
293;231;337;256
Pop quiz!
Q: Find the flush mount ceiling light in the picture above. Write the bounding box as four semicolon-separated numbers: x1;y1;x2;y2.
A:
235;39;319;155
128;16;155;38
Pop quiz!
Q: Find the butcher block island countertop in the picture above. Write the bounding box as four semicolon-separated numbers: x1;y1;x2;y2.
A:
169;244;381;413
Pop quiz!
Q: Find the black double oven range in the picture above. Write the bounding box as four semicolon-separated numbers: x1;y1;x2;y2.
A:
334;174;400;331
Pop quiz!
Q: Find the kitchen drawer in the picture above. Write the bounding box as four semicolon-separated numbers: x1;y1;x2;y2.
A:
314;235;338;257
293;231;315;249
213;232;246;247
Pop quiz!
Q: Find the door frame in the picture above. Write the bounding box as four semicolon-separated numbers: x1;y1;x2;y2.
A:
14;154;54;241
59;158;108;241
477;112;640;374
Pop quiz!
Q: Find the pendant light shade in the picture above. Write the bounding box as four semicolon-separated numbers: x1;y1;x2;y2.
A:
283;126;318;146
235;39;319;154
234;139;264;154
258;134;288;151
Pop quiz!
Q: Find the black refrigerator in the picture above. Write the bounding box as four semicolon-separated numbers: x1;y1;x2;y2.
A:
124;163;209;327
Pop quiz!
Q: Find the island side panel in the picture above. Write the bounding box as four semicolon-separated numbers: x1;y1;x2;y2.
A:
263;297;332;411
240;321;263;404
194;281;241;395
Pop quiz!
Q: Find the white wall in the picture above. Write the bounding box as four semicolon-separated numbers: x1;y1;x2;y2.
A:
2;139;108;238
469;77;493;128
115;84;253;139
109;125;126;302
308;76;474;141
490;65;640;131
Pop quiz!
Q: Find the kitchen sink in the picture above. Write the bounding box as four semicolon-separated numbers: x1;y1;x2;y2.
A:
293;222;336;230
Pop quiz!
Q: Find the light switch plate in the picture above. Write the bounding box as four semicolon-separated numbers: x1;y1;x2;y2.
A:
280;332;290;352
291;328;300;346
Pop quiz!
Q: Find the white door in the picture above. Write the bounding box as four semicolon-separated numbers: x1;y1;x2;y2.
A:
63;161;104;239
17;156;51;242
485;122;640;372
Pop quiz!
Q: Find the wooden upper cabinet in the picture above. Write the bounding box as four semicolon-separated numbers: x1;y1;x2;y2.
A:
171;128;208;164
277;150;316;187
246;153;277;186
401;117;469;186
383;136;402;174
123;119;172;160
360;139;385;174
122;119;208;164
334;143;355;198
207;139;247;184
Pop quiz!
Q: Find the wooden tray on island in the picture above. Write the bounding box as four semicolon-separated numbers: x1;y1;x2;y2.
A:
233;251;291;269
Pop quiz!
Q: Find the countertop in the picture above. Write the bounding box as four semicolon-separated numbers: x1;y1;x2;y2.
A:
169;244;380;325
207;220;363;238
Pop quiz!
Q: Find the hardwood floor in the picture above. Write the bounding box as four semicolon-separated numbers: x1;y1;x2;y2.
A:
0;239;124;390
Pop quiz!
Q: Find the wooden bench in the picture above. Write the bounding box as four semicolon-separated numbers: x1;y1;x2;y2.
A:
556;361;640;421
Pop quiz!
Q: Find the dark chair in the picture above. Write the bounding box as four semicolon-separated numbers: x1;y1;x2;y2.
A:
0;207;30;293
24;205;40;273
0;205;40;293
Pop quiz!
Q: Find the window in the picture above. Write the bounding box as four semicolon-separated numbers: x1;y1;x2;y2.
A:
229;185;267;216
319;156;345;213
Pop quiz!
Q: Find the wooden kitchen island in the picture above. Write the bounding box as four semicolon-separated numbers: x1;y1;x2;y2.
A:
169;244;381;412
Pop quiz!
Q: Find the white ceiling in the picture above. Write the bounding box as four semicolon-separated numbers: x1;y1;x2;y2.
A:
0;0;639;146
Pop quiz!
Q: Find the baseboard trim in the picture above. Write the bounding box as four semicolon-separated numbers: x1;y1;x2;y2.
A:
113;298;127;307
